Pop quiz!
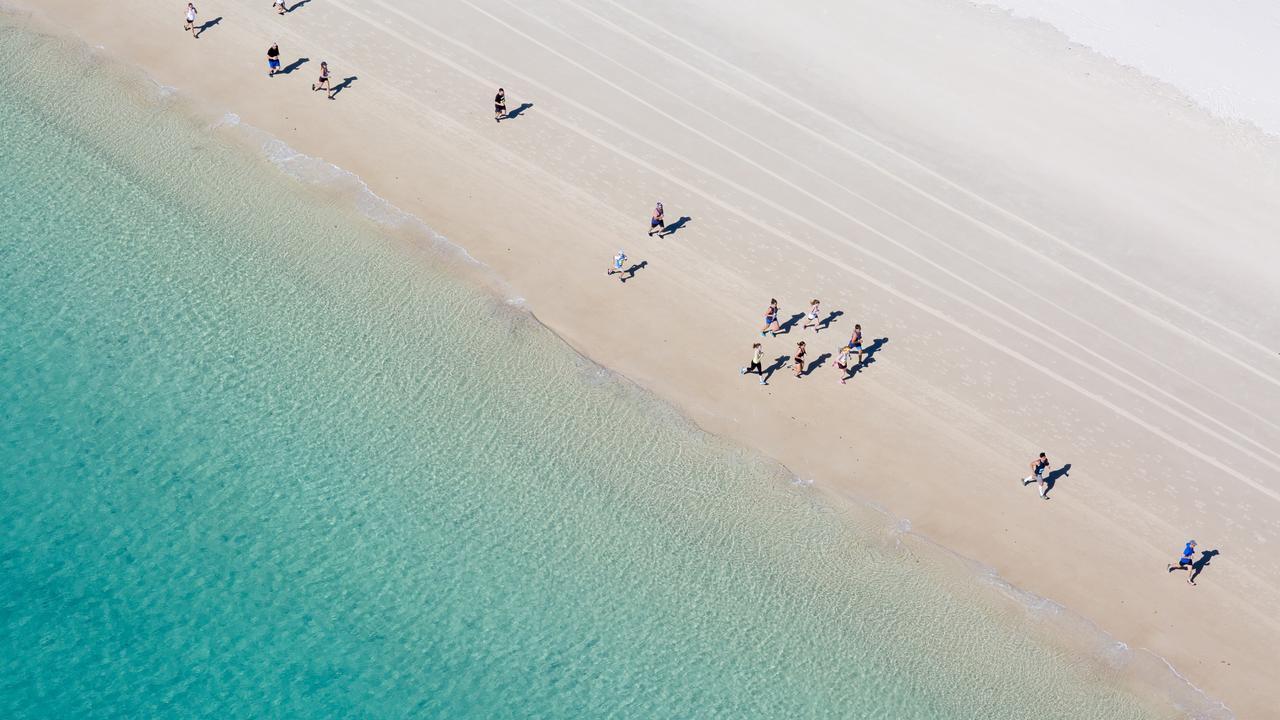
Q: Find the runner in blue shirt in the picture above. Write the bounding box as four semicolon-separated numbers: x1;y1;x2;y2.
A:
1167;540;1198;585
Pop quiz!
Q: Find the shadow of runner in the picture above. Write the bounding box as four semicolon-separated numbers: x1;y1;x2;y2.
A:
1043;463;1072;497
621;260;648;283
288;0;313;12
805;353;831;377
761;355;789;385
659;216;692;237
861;337;888;362
818;310;843;332
279;57;309;75
1190;549;1220;585
195;16;222;37
504;102;534;120
777;312;805;335
331;76;358;97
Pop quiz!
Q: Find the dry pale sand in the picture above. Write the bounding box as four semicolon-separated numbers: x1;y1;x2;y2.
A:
10;0;1280;715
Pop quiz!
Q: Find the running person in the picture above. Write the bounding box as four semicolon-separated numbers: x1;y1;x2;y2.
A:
266;43;281;77
847;324;865;365
833;346;851;384
793;341;807;378
1167;540;1199;585
184;3;199;37
1022;452;1051;499
761;299;782;337
648;201;665;237
801;299;822;332
741;343;766;384
312;61;333;99
274;0;287;14
607;250;628;281
494;88;507;122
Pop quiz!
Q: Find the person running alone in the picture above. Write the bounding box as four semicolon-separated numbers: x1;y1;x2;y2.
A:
312;61;333;99
801;299;822;333
833;346;851;384
741;343;766;384
1167;540;1199;585
607;250;628;281
184;3;199;38
1022;452;1051;499
761;299;781;337
793;341;807;378
274;0;287;15
494;88;507;122
648;201;665;237
266;43;281;77
848;323;864;365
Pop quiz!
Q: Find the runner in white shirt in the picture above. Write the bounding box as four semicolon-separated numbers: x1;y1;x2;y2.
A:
184;3;199;38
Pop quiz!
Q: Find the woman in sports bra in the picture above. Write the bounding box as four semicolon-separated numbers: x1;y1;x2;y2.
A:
792;341;807;378
648;201;665;237
760;299;781;337
312;61;333;99
801;298;821;333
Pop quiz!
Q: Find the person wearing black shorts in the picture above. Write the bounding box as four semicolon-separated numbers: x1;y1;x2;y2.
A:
494;88;507;122
312;61;333;99
648;201;665;236
184;3;199;38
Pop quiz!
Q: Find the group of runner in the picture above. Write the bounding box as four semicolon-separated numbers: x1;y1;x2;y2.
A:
742;297;866;386
185;7;1211;589
182;3;336;97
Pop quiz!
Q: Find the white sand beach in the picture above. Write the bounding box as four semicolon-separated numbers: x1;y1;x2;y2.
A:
10;0;1279;714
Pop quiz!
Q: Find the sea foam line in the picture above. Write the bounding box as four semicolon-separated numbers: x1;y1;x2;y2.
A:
799;480;1235;720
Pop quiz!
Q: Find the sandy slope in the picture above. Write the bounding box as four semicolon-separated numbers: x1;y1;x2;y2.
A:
8;0;1280;714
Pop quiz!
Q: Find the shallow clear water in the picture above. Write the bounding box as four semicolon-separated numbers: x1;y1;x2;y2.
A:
0;25;1185;719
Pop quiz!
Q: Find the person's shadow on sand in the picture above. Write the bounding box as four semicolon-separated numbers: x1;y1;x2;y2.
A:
287;0;313;12
1041;463;1071;496
621;260;648;283
818;310;843;332
195;17;222;37
504;102;534;120
331;76;357;97
777;312;805;335
279;57;309;75
804;353;831;376
862;337;888;363
659;216;692;238
1189;549;1220;585
762;355;789;384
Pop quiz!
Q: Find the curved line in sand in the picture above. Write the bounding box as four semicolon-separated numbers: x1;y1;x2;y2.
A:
568;0;1280;388
327;0;1280;503
483;0;1280;457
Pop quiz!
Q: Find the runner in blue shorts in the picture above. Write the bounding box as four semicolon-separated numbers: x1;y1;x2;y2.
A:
266;43;281;77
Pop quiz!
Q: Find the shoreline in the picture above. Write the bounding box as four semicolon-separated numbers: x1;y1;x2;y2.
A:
28;38;1225;717
6;1;1278;716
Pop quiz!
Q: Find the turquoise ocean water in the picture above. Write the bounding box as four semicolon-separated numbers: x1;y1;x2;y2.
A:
0;24;1207;719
